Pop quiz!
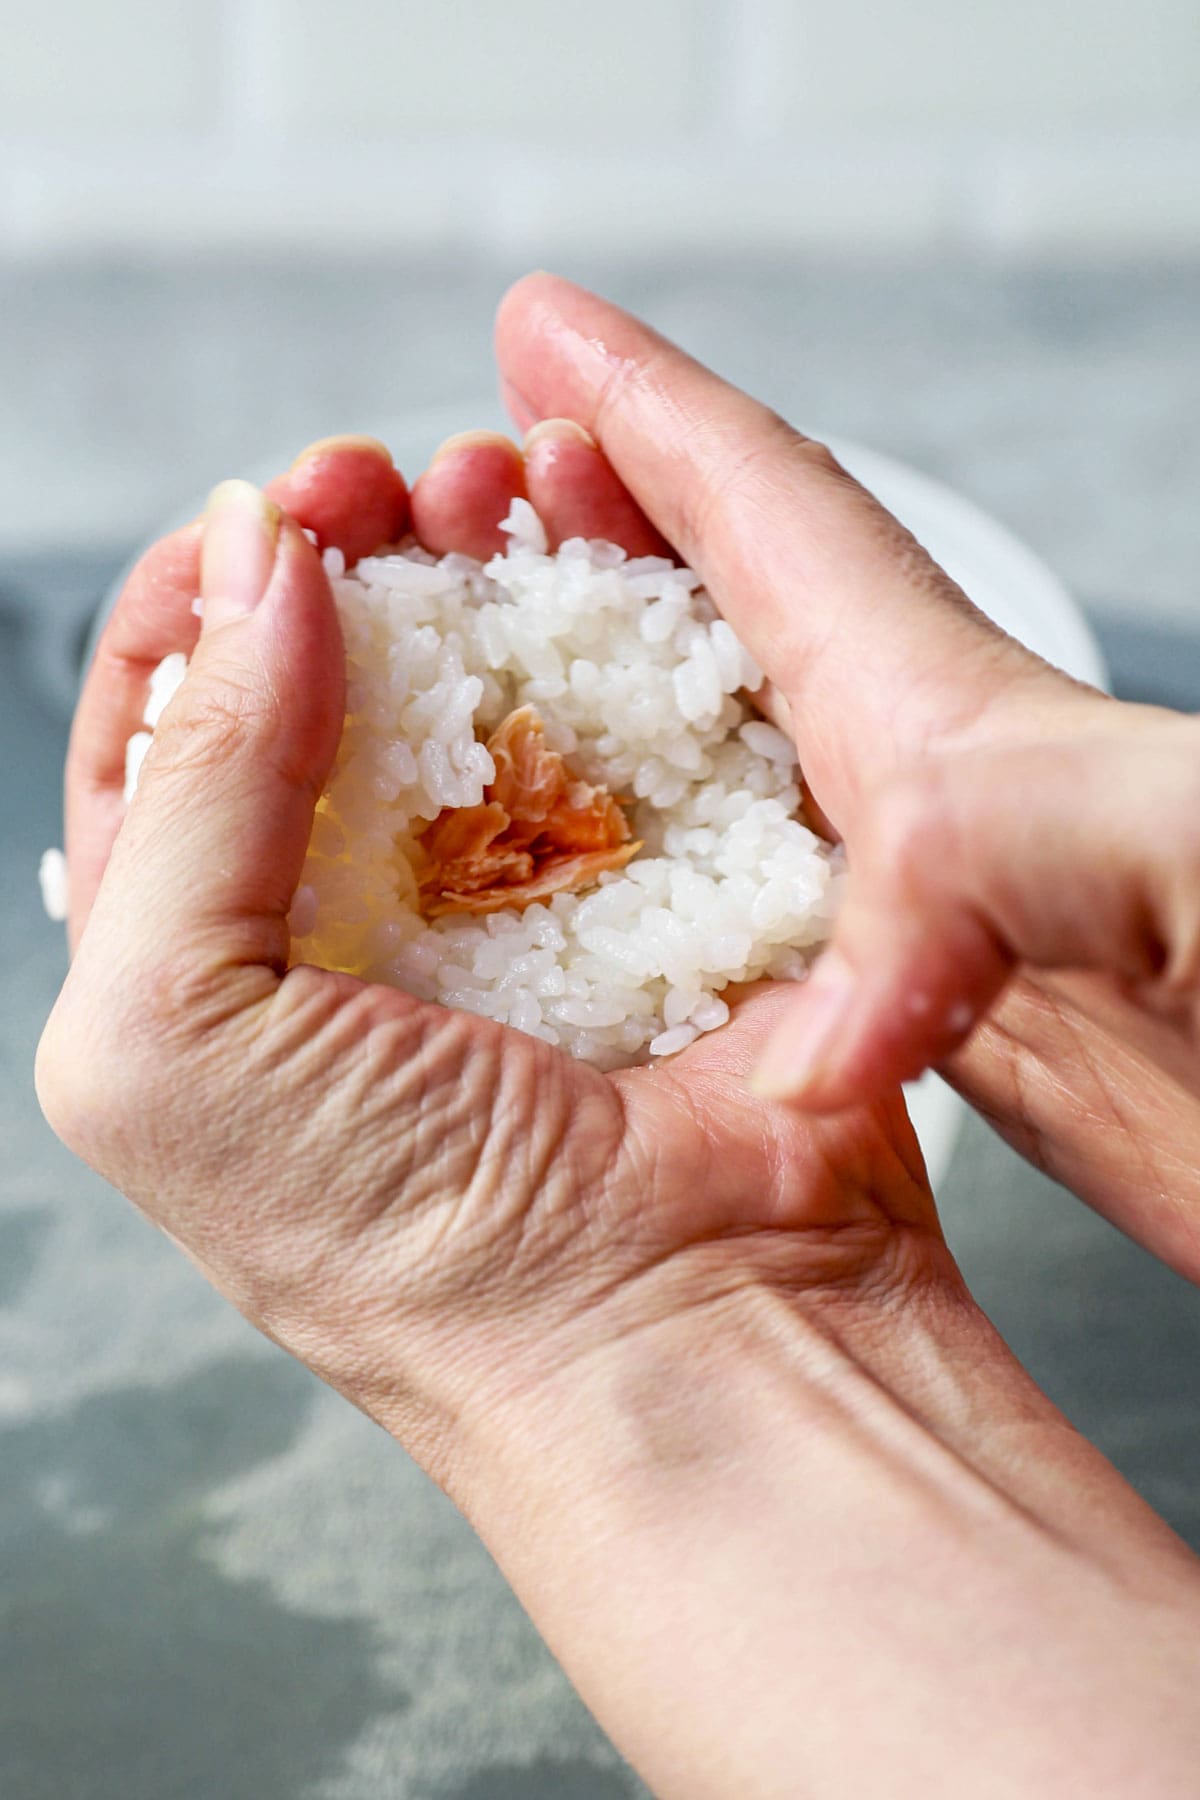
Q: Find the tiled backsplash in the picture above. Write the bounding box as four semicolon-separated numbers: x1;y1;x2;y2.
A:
2;0;1199;258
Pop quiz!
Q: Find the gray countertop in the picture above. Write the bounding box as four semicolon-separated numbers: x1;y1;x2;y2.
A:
3;254;1200;1799
2;253;1199;634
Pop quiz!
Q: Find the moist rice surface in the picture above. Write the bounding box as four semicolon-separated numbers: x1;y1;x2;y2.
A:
125;502;839;1070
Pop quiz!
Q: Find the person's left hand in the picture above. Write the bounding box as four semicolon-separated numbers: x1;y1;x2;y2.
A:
38;434;1200;1800
62;427;671;946
45;427;944;1464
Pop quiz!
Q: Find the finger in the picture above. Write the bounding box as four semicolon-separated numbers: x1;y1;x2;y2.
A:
501;375;538;435
265;434;410;565
521;419;672;557
516;412;814;816
410;431;527;559
64;521;204;949
495;273;1087;827
750;713;1199;1110
951;967;1200;1282
619;981;937;1239
79;480;344;990
65;436;407;949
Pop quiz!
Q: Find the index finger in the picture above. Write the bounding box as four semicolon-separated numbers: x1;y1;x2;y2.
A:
495;274;1072;820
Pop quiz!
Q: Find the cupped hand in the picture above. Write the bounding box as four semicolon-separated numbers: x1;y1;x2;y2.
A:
41;430;946;1491
38;408;1200;1800
496;274;1200;1284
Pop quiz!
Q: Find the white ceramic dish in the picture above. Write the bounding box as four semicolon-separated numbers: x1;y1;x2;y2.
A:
102;410;1107;1190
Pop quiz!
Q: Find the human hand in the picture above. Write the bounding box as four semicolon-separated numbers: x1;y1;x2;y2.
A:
41;421;954;1477
38;430;1200;1799
496;274;1200;1285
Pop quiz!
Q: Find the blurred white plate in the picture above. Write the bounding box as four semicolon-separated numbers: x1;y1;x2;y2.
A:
106;412;1107;1191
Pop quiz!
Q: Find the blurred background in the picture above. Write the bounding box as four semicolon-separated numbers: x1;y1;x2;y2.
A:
2;0;1199;657
3;5;1200;1798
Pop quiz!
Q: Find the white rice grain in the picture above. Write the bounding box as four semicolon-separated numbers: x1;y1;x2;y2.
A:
39;849;68;923
103;505;836;1068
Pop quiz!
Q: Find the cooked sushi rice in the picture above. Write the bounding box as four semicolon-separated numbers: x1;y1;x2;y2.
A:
108;501;840;1069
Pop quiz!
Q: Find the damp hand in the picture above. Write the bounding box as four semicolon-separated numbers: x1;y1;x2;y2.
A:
40;438;947;1508
497;273;1200;1286
36;424;1200;1799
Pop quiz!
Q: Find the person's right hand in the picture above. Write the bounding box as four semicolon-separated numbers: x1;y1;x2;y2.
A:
496;274;1200;1284
38;347;1200;1800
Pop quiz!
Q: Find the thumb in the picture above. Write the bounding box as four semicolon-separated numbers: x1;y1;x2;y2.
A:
82;479;344;994
750;710;1200;1109
495;273;1088;831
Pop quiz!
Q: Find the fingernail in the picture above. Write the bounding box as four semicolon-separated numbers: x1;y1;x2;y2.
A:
748;950;858;1102
523;418;596;453
201;480;281;626
429;429;521;466
288;433;394;471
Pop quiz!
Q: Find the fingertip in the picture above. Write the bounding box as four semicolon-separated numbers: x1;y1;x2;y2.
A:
522;419;672;558
523;417;596;454
286;432;393;471
197;492;339;672
430;429;522;462
266;436;410;566
748;950;860;1107
748;945;1002;1112
495;268;571;336
199;480;283;628
272;508;344;637
411;432;526;560
494;273;603;425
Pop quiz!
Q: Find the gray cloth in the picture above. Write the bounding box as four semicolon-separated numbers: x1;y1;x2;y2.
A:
4;568;1200;1799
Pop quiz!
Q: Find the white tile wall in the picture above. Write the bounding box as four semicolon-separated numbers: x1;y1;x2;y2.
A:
263;0;709;139
0;0;216;135
0;0;1198;257
488;140;957;254
986;133;1200;255
770;0;1200;129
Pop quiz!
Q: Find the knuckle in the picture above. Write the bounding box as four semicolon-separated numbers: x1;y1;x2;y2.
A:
36;936;234;1172
697;411;797;515
37;953;259;1188
146;668;323;811
136;949;259;1047
858;764;949;894
790;433;847;482
34;1008;75;1146
149;671;264;782
686;422;854;551
35;994;125;1166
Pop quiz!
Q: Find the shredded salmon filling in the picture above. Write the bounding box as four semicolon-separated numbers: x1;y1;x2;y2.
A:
418;706;640;917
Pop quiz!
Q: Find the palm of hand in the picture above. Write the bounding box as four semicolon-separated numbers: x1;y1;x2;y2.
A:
52;431;941;1463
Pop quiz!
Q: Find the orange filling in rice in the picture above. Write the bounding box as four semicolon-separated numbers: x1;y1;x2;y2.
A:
417;705;640;917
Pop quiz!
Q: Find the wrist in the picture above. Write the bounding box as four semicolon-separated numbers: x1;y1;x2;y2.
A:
452;1261;1046;1544
434;1265;1200;1800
